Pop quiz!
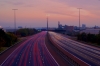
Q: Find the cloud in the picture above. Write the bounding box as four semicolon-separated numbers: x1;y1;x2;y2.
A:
24;5;34;7
45;11;77;17
50;0;100;10
0;1;24;6
50;0;100;6
0;4;5;7
13;2;24;6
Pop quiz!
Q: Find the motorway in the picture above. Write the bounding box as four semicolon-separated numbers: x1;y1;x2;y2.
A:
49;32;100;66
1;31;59;66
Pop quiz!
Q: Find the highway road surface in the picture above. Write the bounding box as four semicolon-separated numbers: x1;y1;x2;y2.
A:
49;32;100;66
1;31;59;66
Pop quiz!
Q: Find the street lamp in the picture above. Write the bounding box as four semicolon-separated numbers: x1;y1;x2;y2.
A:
77;8;82;33
12;9;18;35
46;14;50;33
47;16;48;32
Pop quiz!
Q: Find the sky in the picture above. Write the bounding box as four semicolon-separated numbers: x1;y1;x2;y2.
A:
0;0;100;28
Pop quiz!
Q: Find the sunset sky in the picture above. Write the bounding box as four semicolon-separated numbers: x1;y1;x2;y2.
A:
0;0;100;28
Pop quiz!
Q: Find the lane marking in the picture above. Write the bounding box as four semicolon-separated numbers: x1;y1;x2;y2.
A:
50;33;91;66
44;37;60;66
0;37;34;66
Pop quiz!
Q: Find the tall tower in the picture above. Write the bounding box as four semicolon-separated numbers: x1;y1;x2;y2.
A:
58;21;60;28
47;17;48;32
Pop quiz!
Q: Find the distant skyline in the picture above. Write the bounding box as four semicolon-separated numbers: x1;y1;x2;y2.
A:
0;0;100;28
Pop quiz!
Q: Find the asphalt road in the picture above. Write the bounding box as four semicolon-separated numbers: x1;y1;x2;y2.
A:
1;31;59;66
49;32;100;66
45;34;70;66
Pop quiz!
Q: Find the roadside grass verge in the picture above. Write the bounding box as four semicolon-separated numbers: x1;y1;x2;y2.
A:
0;37;26;54
0;47;8;53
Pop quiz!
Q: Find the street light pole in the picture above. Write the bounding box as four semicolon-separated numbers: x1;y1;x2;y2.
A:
12;9;18;35
77;8;82;33
47;16;48;32
46;14;50;33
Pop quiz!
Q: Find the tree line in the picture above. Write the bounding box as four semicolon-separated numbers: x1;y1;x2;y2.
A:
0;29;18;48
77;32;100;45
16;28;38;37
0;28;38;48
